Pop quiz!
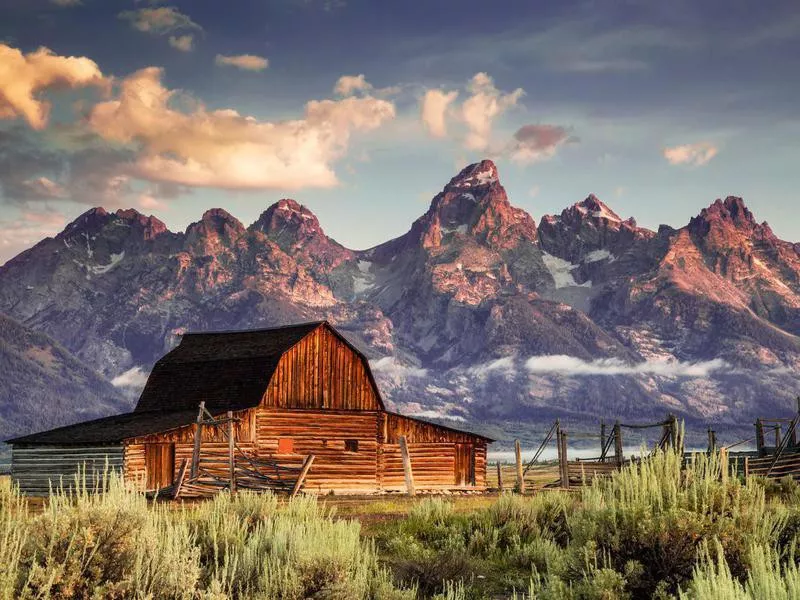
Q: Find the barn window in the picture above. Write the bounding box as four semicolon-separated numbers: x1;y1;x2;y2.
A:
277;438;294;453
345;439;359;452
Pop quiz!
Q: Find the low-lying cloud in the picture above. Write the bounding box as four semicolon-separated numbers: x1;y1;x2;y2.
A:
110;366;149;389
525;355;730;377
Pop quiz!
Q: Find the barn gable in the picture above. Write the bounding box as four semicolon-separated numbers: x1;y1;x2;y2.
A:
262;323;383;411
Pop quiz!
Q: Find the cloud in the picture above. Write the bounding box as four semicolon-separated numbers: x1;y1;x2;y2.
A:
119;7;201;35
0;208;66;263
525;355;730;377
50;0;82;6
420;89;458;138
87;67;395;190
370;357;428;379
468;356;516;380
462;73;524;151
0;44;106;130
137;192;166;210
111;366;149;388
334;74;372;96
18;176;68;199
507;124;573;163
528;185;540;198
215;54;269;71
168;34;194;52
663;142;718;166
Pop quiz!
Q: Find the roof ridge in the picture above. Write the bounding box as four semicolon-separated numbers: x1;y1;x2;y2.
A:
181;320;326;337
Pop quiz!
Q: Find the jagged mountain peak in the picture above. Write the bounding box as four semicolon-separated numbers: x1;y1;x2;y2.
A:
252;199;323;237
185;208;246;250
446;159;499;190
574;194;623;222
688;196;771;244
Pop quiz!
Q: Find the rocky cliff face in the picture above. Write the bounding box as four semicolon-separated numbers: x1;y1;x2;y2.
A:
2;161;799;440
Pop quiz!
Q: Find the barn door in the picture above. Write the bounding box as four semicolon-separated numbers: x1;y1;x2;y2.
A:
145;443;175;490
454;444;475;486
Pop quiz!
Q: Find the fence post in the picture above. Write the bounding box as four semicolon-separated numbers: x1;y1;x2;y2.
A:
515;439;525;494
190;401;205;479
744;456;749;481
600;420;607;462
614;421;623;466
496;461;504;492
560;430;569;489
776;424;782;450
227;411;236;494
720;447;729;484
756;419;765;457
399;436;415;496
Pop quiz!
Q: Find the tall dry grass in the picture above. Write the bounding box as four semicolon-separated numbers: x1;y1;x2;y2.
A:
0;473;414;600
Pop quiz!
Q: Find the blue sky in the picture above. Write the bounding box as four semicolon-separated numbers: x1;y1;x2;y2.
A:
0;0;798;263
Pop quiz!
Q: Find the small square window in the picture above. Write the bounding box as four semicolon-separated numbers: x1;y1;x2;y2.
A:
345;439;358;452
277;438;294;453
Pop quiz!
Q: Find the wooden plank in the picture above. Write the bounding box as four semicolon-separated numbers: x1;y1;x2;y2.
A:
227;411;236;494
173;458;189;499
290;454;315;498
399;436;416;496
515;439;525;494
190;402;205;479
496;461;503;491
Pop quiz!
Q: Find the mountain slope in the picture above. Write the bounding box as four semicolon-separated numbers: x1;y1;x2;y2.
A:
0;313;129;441
1;161;799;439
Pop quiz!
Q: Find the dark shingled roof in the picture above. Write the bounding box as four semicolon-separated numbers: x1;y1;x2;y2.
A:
134;321;323;413
7;410;200;445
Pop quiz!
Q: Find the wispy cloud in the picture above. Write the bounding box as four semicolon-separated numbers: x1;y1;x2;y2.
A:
663;142;718;167
168;34;194;52
50;0;82;6
370;356;428;379
215;54;269;71
420;89;458;138
119;6;202;35
525;355;730;377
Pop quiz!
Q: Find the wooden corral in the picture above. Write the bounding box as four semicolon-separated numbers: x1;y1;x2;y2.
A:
9;321;492;497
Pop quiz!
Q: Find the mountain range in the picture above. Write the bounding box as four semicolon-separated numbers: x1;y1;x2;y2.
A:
2;159;799;444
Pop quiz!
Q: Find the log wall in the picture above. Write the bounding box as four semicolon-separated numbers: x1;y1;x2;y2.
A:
124;409;257;491
263;326;381;411
256;408;379;493
12;445;124;496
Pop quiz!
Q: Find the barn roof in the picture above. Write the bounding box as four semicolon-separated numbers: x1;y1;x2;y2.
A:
7;409;200;445
134;321;325;413
9;321;493;445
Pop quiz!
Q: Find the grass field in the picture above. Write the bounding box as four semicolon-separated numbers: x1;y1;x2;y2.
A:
4;452;800;599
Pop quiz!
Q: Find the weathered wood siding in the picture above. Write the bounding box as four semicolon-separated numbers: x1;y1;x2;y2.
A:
262;326;381;411
124;409;257;491
379;413;488;490
12;445;124;496
256;408;379;493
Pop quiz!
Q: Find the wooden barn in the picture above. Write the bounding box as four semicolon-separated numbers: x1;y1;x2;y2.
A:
8;322;492;496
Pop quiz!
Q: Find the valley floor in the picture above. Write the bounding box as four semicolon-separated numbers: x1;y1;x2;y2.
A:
3;453;800;599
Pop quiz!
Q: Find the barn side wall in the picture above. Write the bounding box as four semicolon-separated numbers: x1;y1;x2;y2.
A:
262;326;381;411
379;413;488;491
124;409;257;491
11;445;124;496
255;407;379;493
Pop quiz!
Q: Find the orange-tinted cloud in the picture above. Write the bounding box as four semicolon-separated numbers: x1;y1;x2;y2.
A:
0;44;106;130
88;68;395;190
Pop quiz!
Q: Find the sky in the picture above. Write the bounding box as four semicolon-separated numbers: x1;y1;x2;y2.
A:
0;0;798;264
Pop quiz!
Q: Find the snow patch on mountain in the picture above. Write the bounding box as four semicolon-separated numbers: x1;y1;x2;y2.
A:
542;252;591;288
